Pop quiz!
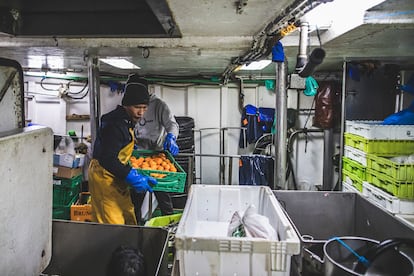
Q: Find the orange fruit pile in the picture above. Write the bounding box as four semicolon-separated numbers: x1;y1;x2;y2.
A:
130;153;177;173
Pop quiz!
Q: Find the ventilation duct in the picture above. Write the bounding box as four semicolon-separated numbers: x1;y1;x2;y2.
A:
295;21;326;78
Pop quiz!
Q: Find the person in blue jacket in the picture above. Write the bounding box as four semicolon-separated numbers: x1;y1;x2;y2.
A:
127;74;179;222
88;81;157;225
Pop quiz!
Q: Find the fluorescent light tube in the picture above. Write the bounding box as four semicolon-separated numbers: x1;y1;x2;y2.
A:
240;60;272;70
99;58;141;69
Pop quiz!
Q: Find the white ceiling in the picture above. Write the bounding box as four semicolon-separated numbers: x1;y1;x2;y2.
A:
0;0;413;81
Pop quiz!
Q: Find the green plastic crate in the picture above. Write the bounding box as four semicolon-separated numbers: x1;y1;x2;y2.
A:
53;176;82;206
342;157;366;180
53;174;83;188
145;212;183;263
366;168;414;200
145;213;183;227
367;154;414;181
344;133;414;156
53;193;79;220
342;169;363;192
131;150;187;193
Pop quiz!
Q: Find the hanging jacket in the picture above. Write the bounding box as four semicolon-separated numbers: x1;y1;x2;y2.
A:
239;104;275;148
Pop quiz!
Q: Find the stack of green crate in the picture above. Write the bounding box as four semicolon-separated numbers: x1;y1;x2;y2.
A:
366;154;414;200
52;174;82;219
342;157;366;192
344;121;414;199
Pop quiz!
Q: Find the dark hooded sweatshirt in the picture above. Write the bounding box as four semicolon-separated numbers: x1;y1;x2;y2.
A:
92;105;135;179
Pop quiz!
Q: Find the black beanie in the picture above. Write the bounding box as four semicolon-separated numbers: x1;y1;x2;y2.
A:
121;82;150;106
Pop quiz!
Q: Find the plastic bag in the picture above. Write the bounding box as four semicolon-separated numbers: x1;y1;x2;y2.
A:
304;76;318;96
382;109;414;125
227;205;278;240
313;82;341;129
390;154;414;164
228;211;247;237
265;79;275;91
54;136;76;156
242;205;278;240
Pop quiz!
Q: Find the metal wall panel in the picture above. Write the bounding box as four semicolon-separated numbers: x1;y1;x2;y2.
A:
0;127;53;275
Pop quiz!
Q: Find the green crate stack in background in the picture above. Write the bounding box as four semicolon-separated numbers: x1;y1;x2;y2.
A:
53;174;82;219
344;121;414;200
342;157;366;192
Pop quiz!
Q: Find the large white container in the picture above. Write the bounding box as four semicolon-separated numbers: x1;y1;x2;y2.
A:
345;120;414;140
174;184;300;276
0;126;53;275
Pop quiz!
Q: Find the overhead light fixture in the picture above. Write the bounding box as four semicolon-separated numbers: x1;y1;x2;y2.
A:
27;55;64;70
240;60;272;70
99;58;141;69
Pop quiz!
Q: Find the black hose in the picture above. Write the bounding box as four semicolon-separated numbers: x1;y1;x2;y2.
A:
298;48;326;77
286;153;298;190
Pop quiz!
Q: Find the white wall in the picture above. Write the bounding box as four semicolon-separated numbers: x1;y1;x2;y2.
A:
24;76;326;187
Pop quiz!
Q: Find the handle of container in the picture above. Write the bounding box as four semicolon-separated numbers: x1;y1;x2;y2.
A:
333;237;370;266
303;247;324;264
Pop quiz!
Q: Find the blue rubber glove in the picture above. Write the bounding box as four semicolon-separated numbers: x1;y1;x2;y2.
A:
163;133;179;156
272;41;284;62
125;169;157;193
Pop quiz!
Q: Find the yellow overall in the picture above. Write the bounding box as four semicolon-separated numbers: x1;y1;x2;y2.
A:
88;129;137;225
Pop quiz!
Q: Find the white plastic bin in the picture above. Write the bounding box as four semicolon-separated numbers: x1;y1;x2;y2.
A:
362;181;414;215
345;120;414;140
174;184;300;276
342;181;360;194
344;145;368;166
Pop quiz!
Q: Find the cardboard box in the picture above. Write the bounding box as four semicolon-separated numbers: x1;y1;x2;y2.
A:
71;192;92;222
53;166;82;179
53;153;85;168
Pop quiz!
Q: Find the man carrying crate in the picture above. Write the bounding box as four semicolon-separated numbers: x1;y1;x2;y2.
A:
127;74;180;223
88;81;157;225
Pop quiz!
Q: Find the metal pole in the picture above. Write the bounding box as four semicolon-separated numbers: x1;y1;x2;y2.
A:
220;128;225;185
87;56;100;150
228;156;233;185
187;155;194;187
322;129;333;190
274;61;288;190
339;61;348;191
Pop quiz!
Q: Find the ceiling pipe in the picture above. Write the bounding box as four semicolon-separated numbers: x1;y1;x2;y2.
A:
222;0;333;84
295;21;326;77
295;22;309;72
222;0;334;83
